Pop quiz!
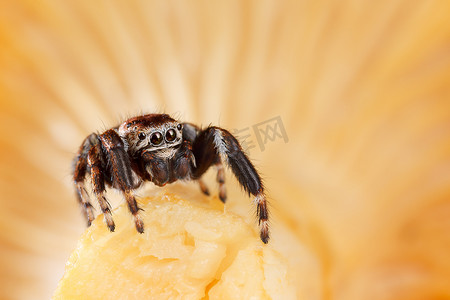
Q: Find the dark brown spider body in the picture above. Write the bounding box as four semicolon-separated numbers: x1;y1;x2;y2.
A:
73;114;270;243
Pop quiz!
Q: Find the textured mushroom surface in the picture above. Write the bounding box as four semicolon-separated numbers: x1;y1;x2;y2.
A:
53;185;310;299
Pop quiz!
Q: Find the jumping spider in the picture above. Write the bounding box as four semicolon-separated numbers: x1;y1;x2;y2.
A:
73;114;269;243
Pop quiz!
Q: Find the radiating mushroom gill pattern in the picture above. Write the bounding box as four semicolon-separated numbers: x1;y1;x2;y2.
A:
1;1;450;299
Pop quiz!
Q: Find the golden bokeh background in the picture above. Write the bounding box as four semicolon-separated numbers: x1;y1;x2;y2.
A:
1;0;450;299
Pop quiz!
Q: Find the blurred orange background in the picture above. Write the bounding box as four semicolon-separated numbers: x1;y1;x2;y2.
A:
1;1;450;299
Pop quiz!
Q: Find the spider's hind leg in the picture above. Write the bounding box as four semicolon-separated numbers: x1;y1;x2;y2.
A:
87;136;115;232
73;133;97;227
195;162;226;202
181;123;210;196
215;160;226;203
194;159;226;202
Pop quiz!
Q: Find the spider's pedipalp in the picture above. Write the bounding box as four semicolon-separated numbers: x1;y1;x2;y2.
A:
170;139;195;179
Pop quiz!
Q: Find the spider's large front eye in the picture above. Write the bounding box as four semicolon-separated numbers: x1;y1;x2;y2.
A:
150;132;163;145
165;129;176;142
138;132;146;140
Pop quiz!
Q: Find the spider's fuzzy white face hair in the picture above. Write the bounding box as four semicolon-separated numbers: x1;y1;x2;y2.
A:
117;114;184;156
118;121;183;156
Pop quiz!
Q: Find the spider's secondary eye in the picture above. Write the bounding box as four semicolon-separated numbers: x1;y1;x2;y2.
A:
165;129;176;142
150;132;163;145
177;124;182;130
138;132;146;140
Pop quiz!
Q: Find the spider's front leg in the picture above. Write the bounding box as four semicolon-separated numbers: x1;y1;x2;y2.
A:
193;126;270;244
99;130;144;233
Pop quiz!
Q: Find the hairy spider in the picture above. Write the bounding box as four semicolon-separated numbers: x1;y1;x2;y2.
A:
72;114;269;243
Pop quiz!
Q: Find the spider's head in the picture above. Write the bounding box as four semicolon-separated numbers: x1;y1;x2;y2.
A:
118;114;183;156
